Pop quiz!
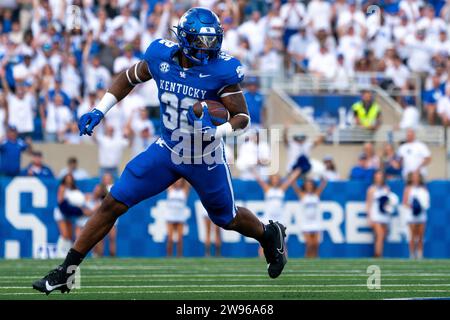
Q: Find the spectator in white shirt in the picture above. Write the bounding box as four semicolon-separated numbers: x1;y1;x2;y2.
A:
280;0;307;46
60;55;82;100
337;25;364;71
437;85;450;126
385;55;411;91
257;38;284;74
58;157;90;180
336;0;366;37
429;29;450;57
404;28;433;73
307;0;332;32
125;107;156;157
12;52;36;83
111;5;141;43
399;0;422;22
287;24;311;72
332;52;354;91
41;94;73;143
95;125;129;178
397;129;431;179
399;97;420;130
84;54;112;94
308;44;337;80
113;44;139;75
416;4;446;41
237;10;266;56
236;130;271;180
221;17;240;56
1;69;35;138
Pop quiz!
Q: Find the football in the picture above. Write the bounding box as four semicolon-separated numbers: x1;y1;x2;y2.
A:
192;100;230;126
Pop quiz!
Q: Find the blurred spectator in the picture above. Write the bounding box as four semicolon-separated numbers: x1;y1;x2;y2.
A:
40;93;73;142
287;24;311;73
21;150;54;178
336;0;366;37
237;10;265;57
243;76;264;128
280;0;307;47
397;129;432;179
351;90;382;131
322;155;340;181
385;55;411;91
284;130;323;174
381;143;402;180
361;142;380;169
236;130;271;180
94;125;129;178
125;107;155;157
403;28;433;74
437;85;450;126
423;74;445;124
90;173;116;257
307;0;332;32
0;70;35;138
0;126;32;177
308;44;337;80
113;43;139;74
399;97;420;130
332;52;354;91
349;153;376;182
58;157;90;181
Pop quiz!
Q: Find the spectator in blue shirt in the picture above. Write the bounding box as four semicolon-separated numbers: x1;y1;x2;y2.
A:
243;76;265;128
0;126;32;177
46;77;71;107
349;153;376;182
21;151;54;178
423;74;445;124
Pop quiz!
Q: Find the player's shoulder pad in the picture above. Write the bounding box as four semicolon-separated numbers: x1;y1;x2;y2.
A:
143;38;179;65
211;52;245;86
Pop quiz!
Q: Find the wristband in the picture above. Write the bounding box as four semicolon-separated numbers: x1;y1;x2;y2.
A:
96;92;118;115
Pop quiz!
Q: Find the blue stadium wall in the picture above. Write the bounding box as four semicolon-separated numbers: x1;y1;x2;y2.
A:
0;177;450;259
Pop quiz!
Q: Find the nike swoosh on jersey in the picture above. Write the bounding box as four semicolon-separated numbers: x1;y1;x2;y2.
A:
45;281;66;291
199;73;211;78
207;165;218;171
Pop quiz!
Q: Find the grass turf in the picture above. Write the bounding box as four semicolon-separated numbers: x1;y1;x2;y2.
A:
0;258;450;300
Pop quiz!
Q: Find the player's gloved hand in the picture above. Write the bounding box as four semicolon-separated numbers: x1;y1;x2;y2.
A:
187;105;216;140
78;108;104;136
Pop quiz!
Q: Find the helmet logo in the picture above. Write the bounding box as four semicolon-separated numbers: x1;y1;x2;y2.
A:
159;62;170;73
236;66;244;78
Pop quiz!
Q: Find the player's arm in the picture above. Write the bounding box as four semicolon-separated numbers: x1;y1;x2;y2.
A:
78;61;152;135
215;84;250;138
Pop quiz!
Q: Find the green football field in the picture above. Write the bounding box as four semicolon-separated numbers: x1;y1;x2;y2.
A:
0;258;449;300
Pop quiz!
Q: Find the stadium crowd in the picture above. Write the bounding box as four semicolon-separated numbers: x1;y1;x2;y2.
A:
0;0;439;259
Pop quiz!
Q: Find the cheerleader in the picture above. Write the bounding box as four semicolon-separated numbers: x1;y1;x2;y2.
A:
403;172;430;259
90;173;116;257
201;204;221;257
54;174;90;258
166;179;190;257
366;170;399;258
292;178;327;258
254;168;301;256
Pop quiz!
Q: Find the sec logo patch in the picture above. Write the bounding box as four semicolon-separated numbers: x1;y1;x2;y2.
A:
159;62;170;73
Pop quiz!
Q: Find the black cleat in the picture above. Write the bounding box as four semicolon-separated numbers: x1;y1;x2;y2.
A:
32;265;71;295
262;220;287;279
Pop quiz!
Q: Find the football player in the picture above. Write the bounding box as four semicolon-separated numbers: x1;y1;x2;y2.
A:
33;7;287;295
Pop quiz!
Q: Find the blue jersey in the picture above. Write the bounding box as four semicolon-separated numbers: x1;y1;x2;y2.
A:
143;39;244;150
